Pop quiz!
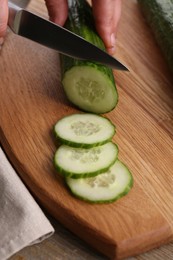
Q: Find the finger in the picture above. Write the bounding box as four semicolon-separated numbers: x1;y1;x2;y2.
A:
112;0;122;37
44;0;68;26
0;0;8;38
92;0;121;54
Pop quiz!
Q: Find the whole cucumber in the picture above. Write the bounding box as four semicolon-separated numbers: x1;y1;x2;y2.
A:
138;0;173;74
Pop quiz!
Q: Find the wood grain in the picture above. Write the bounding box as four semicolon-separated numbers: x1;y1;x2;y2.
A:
1;0;173;259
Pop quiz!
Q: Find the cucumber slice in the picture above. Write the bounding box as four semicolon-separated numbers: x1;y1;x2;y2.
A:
66;160;133;203
54;142;118;178
54;113;115;148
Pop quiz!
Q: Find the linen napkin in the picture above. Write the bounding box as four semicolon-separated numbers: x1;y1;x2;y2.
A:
0;147;54;260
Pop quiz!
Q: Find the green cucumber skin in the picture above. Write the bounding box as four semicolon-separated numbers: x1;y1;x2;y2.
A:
66;159;134;204
66;181;133;204
61;0;113;77
138;0;173;74
60;0;118;113
53;113;116;148
53;144;119;179
53;132;114;149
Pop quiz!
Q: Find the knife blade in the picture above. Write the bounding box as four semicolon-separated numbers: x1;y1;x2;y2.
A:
8;2;128;71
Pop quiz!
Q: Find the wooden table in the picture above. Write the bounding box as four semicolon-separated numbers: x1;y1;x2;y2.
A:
1;0;173;259
10;213;173;260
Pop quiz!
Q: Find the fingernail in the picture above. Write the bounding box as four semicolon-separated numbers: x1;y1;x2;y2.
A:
108;33;116;54
111;33;116;47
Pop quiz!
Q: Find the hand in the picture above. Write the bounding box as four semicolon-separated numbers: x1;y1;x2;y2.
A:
45;0;122;54
0;0;8;45
0;0;121;54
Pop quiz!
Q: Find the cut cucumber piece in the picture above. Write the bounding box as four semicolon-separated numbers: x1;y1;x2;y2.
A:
66;160;133;203
54;113;116;148
54;142;118;178
62;66;118;114
60;0;118;114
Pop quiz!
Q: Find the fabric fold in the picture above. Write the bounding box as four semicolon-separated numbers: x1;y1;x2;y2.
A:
0;147;54;260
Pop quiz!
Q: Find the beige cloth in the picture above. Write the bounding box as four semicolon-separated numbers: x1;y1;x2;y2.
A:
0;147;54;260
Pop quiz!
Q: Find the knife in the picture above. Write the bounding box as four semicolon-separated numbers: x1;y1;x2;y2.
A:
8;2;128;71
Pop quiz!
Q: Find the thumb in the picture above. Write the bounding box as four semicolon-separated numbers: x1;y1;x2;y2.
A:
44;0;68;26
0;0;8;39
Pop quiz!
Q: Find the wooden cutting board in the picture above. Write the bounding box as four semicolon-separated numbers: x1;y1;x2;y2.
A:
1;0;173;259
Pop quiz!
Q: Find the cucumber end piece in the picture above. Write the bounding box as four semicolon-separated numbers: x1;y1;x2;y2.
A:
62;66;118;114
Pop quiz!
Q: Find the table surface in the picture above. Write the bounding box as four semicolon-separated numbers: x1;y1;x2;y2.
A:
7;0;173;259
9;212;173;260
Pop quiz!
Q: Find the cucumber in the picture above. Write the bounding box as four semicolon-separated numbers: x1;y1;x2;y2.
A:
138;0;173;74
54;113;115;148
60;0;118;114
54;142;118;178
66;160;133;203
